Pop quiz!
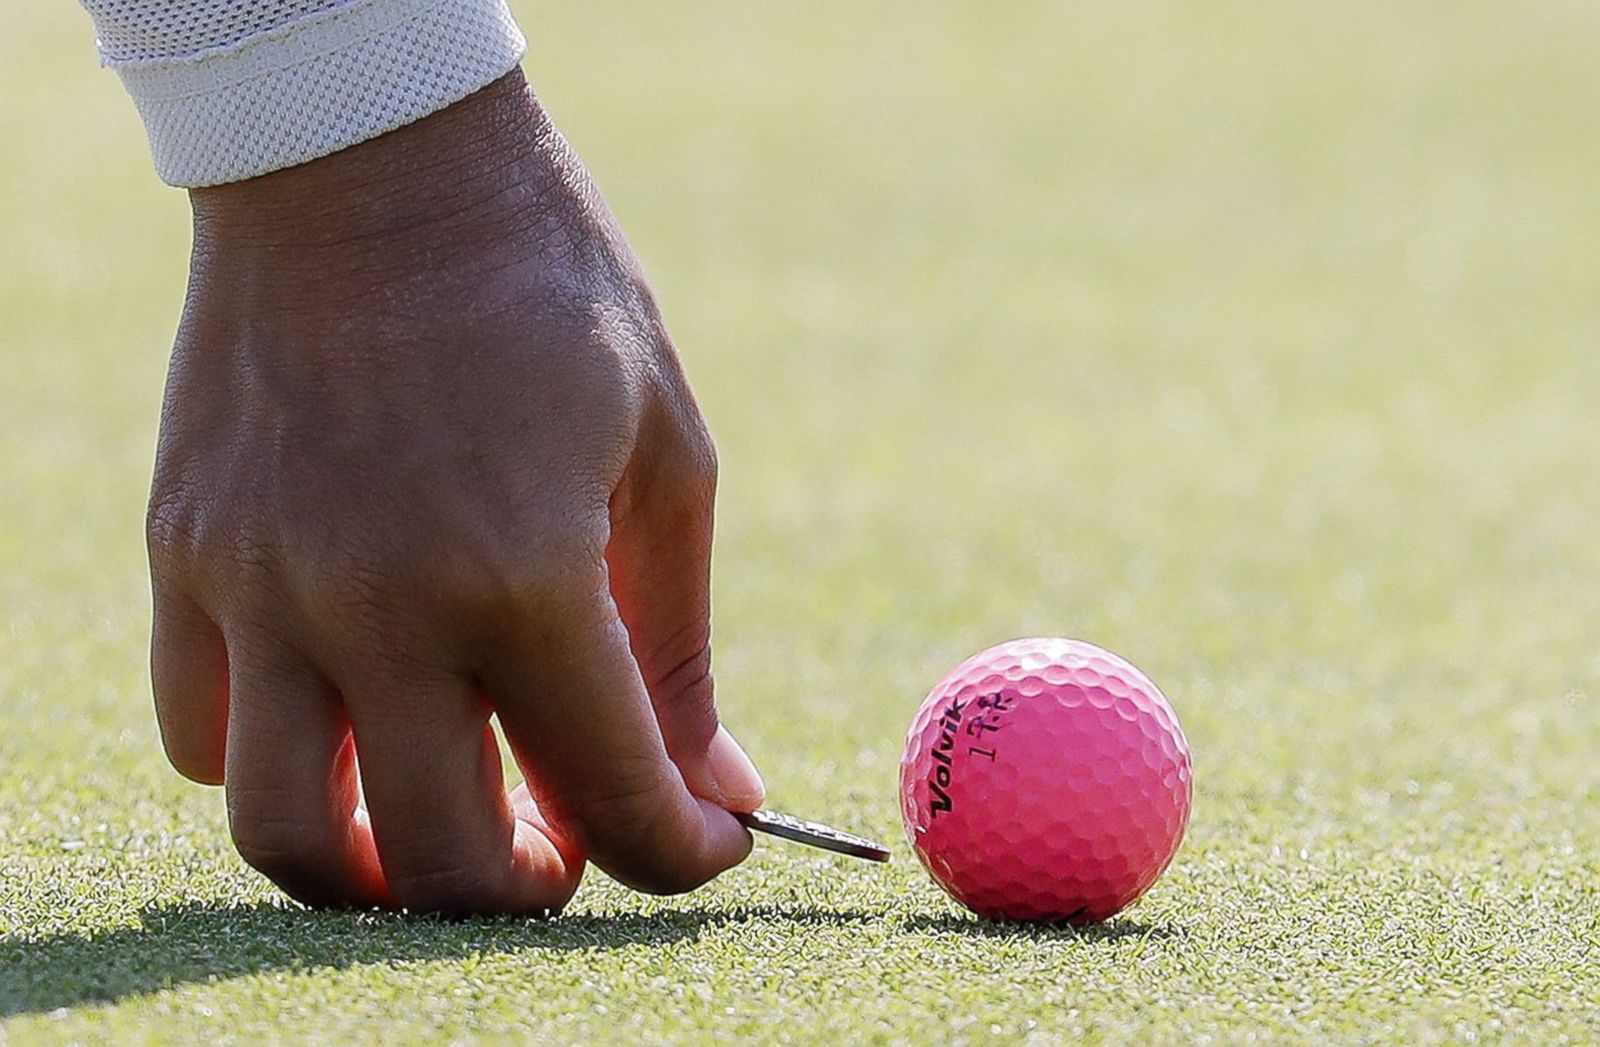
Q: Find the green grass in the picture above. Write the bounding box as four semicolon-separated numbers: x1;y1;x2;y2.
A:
3;1;1599;1042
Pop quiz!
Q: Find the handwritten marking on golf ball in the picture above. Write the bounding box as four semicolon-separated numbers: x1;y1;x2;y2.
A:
924;689;1018;817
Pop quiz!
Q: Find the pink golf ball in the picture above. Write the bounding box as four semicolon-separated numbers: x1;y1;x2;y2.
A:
899;638;1192;923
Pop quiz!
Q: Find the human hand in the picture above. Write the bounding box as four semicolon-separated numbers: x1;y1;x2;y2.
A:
144;71;763;914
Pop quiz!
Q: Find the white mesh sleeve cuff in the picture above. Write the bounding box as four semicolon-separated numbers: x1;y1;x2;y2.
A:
102;0;527;187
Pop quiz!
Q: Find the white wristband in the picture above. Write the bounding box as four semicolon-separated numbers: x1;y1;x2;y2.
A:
94;0;527;187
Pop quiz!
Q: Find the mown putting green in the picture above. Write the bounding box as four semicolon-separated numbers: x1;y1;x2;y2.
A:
3;2;1598;1041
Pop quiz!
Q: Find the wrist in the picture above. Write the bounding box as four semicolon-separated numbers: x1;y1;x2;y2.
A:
188;70;554;269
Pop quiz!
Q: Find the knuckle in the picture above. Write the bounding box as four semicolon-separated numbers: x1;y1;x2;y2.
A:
670;417;718;500
293;551;391;624
566;763;666;835
145;483;204;567
224;532;287;580
646;635;718;751
663;679;718;756
384;857;502;916
565;765;706;895
620;415;716;527
148;492;289;607
444;532;609;623
685;417;717;476
644;618;712;685
229;807;338;890
281;550;438;665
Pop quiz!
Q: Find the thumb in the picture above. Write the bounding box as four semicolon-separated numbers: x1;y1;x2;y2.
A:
606;421;765;812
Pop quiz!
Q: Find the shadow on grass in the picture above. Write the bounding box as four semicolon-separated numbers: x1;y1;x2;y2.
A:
900;913;1175;943
0;901;878;1017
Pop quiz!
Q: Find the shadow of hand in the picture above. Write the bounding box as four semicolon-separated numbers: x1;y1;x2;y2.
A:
0;901;712;1017
0;901;895;1017
1;900;1169;1017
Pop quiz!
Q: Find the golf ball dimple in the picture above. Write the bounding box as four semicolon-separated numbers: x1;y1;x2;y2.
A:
899;638;1192;923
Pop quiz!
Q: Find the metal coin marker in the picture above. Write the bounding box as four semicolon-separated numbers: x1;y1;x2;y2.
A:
735;809;892;863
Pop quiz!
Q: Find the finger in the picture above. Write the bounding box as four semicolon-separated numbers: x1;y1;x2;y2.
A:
150;578;228;784
344;671;582;916
223;630;392;908
608;416;764;812
484;582;752;895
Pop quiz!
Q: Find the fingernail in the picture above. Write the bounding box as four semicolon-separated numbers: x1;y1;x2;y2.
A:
707;725;766;812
